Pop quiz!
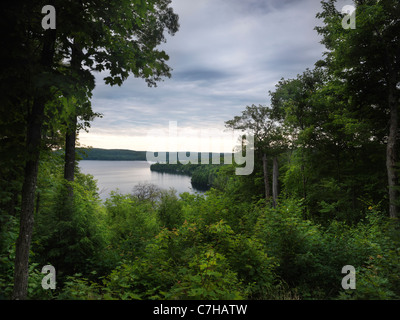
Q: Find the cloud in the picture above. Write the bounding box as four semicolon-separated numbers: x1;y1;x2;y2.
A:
81;0;327;151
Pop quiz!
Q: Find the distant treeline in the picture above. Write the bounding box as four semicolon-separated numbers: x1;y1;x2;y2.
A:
75;149;231;162
76;148;147;161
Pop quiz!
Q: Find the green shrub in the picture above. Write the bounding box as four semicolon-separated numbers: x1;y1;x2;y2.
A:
254;199;400;299
105;191;160;256
166;248;244;300
157;189;184;229
33;177;106;284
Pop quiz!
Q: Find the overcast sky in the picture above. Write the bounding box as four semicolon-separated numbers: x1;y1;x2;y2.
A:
78;0;336;153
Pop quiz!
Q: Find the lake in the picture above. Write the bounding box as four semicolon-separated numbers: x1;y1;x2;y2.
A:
78;160;203;200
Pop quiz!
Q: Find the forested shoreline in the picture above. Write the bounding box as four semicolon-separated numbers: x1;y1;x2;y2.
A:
1;0;400;301
76;148;147;161
150;162;222;191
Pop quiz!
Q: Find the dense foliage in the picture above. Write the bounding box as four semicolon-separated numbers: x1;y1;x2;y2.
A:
150;162;222;190
1;0;399;300
1;148;400;300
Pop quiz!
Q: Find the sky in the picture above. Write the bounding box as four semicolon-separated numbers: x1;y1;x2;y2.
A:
78;0;338;153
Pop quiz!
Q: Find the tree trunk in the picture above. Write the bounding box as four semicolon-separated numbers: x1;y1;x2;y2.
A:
262;153;271;200
387;82;399;219
301;148;307;201
64;115;77;197
64;119;77;182
64;115;77;175
12;28;56;300
272;156;279;208
63;40;82;193
13;96;46;300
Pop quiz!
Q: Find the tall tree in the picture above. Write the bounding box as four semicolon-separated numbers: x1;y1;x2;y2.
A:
269;66;388;221
225;105;285;205
60;0;179;190
10;1;58;299
315;0;400;218
270;68;327;203
9;0;179;299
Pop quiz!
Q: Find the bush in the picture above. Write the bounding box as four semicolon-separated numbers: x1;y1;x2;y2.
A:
105;191;160;256
157;189;184;229
0;215;18;299
254;199;400;299
32;176;107;285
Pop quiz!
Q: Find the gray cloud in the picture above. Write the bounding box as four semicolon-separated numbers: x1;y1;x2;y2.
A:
173;69;233;82
82;0;327;150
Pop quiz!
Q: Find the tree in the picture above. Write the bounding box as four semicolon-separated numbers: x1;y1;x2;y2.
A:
269;66;388;221
60;0;180;190
225;105;286;206
8;0;179;299
269;68;327;202
132;183;162;203
315;0;400;218
9;1;58;299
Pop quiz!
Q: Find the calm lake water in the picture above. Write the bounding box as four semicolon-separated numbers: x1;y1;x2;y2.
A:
78;160;203;200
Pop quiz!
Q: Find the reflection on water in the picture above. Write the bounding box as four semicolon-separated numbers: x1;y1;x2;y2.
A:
78;160;203;200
